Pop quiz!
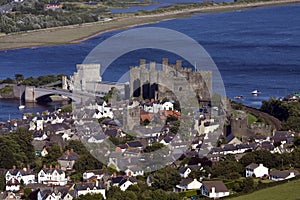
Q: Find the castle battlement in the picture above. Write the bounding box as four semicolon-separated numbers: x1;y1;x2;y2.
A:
130;58;212;102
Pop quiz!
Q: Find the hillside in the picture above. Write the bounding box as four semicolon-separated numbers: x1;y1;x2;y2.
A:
229;178;300;200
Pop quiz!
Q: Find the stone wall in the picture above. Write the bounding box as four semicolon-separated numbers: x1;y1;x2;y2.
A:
129;58;212;102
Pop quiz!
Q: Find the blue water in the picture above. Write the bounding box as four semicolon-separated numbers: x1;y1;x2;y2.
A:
0;3;300;121
110;0;234;13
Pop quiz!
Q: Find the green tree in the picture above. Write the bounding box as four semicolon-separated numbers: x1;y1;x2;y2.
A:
15;74;24;83
42;145;62;164
0;174;5;191
151;166;181;191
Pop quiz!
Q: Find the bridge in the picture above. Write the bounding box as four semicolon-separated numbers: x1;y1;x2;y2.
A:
24;86;104;102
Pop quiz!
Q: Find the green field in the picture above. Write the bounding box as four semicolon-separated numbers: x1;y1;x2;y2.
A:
229;179;300;200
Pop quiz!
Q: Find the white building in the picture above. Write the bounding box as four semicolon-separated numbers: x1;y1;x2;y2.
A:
74;182;106;199
5;178;20;192
5;167;36;185
37;187;73;200
38;166;67;186
201;181;229;199
245;163;269;178
176;178;202;191
270;170;299;181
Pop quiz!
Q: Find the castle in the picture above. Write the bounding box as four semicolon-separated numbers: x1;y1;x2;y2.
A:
129;58;212;103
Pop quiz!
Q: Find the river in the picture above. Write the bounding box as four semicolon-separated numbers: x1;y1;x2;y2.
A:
0;3;300;121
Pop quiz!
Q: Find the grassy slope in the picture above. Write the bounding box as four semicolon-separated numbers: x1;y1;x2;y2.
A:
229;178;300;200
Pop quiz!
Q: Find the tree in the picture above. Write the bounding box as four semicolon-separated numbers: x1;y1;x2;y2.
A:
107;186;123;200
151;166;181;191
42;145;62;164
0;174;5;191
74;154;102;173
15;74;24;83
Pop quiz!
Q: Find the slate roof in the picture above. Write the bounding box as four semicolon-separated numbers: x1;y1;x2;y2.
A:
178;178;194;186
126;141;143;148
58;151;79;161
104;129;118;137
74;182;105;190
270;170;299;178
202;181;229;193
41;168;64;175
246;163;259;170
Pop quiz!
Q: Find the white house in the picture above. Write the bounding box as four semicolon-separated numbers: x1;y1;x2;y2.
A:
270;170;299;181
37;187;73;200
178;165;201;178
38;166;67;186
176;178;202;191
74;182;106;199
201;181;229;199
162;101;174;111
87;134;106;144
124;166;144;177
83;170;108;181
5;167;35;185
5;178;20;192
245;163;269;178
111;176;137;191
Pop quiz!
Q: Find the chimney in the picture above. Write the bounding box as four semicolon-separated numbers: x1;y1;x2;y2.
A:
96;180;99;187
27;164;30;171
259;163;263;167
176;60;182;71
140;59;146;68
65;150;70;155
50;164;53;170
211;187;215;194
55;164;60;169
70;149;74;153
43;164;46;169
113;172;117;178
13;165;16;170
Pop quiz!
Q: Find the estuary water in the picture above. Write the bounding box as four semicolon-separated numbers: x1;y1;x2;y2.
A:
0;3;300;121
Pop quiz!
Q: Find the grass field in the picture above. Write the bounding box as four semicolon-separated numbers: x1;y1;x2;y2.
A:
229;178;300;200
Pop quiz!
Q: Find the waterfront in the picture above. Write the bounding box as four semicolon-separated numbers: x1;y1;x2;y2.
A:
1;3;300;120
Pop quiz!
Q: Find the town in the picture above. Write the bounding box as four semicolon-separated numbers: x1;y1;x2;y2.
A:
0;59;299;200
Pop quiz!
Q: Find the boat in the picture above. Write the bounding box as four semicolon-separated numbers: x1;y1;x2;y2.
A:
251;90;261;95
18;105;25;110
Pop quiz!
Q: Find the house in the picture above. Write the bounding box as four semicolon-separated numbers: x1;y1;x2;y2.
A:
124;166;144;177
0;191;21;199
201;181;229;199
37;187;73;200
111;176;137;191
41;147;49;157
38;165;67;186
74;182;106;199
178;164;201;178
58;149;79;171
83;170;108;182
5;178;20;192
5;166;35;185
176;178;202;192
269;169;299;181
126;141;144;150
245;163;269;178
87;134;106;144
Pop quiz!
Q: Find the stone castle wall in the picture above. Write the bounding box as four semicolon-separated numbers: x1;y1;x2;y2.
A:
129;58;212;102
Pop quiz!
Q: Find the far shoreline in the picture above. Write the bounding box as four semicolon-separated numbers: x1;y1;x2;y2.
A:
0;0;300;51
